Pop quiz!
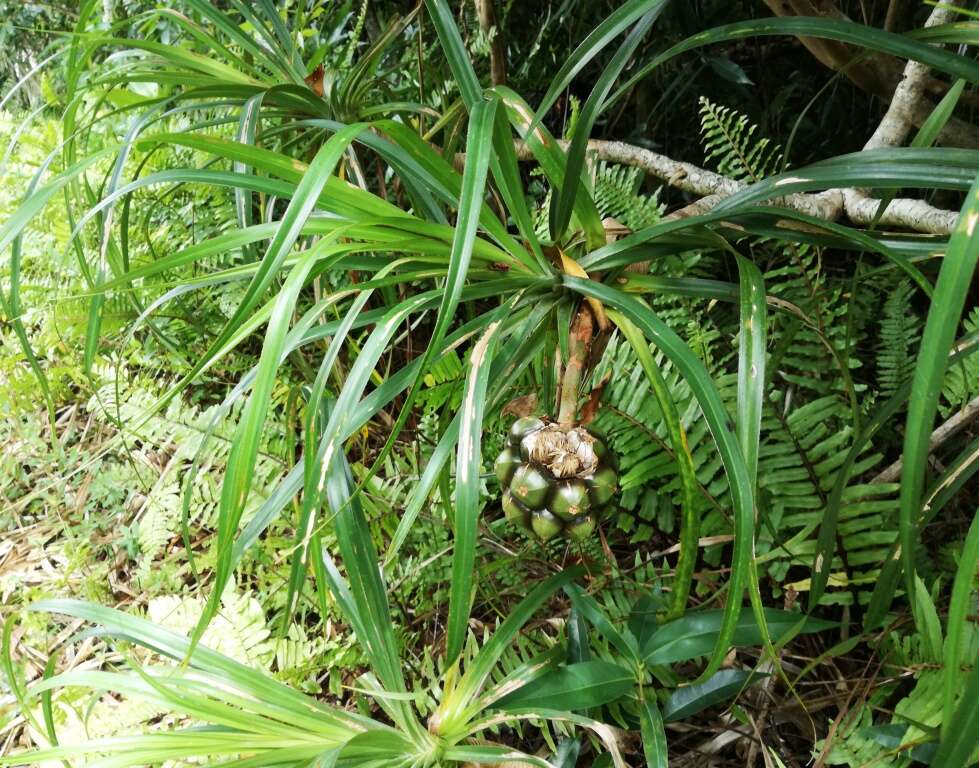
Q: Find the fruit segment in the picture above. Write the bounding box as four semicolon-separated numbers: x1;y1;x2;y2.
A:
495;417;618;542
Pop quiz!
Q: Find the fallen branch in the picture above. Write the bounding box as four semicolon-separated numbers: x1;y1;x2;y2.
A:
872;394;979;484
842;0;963;227
511;138;959;234
457;2;966;237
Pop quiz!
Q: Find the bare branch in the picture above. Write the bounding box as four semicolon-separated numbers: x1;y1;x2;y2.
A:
510;138;958;235
872;395;979;484
844;1;963;230
459;3;966;238
864;1;962;151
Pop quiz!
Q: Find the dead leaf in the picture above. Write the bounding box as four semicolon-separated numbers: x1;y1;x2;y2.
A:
304;64;325;97
501;393;538;419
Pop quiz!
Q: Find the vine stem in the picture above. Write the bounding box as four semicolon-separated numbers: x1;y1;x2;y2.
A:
557;303;594;427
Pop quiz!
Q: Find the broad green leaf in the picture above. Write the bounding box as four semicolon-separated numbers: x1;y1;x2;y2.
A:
639;698;668;768
494;661;634;712
643;608;833;666
662;669;764;722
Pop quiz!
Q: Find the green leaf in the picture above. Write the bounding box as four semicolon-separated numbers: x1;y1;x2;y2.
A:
318;443;422;740
361;96;501;524
708;56;754;85
639;698;668;768
898;175;979;622
943;509;979;731
566;279;755;679
735;255;766;484
643;608;833;666
564;584;640;662
733;255;777;670
933;662;979;768
612;17;979;108
586;203;932;297
196;117;364;647
495;661;634;712
442;745;555;768
553;739;582;768
446;304;512;664
496;86;605;247
550;5;665;240
568;606;590;664
608;310;699;620
913;575;944;663
438;568;581;734
423;0;482;106
628;593;660;652
662;669;764;722
535;0;665;123
871;79;965;227
813;329;979;612
27;600;372;733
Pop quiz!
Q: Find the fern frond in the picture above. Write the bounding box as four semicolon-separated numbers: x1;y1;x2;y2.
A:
699;96;783;182
877;280;921;398
593;328;887;605
591;161;664;231
941;306;979;416
534;161;662;239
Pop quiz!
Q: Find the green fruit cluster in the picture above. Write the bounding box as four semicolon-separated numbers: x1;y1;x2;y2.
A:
494;417;618;542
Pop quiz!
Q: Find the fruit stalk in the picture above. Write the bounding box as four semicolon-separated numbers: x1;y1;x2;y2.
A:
556;303;594;428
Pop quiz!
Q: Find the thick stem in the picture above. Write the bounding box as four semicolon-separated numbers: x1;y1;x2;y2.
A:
557;304;594;427
475;0;506;86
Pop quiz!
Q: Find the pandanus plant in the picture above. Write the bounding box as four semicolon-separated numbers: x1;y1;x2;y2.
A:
4;0;979;764
494;290;621;543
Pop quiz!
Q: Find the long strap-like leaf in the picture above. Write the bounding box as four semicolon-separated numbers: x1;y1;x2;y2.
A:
898;177;979;626
446;303;513;664
564;278;754;680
